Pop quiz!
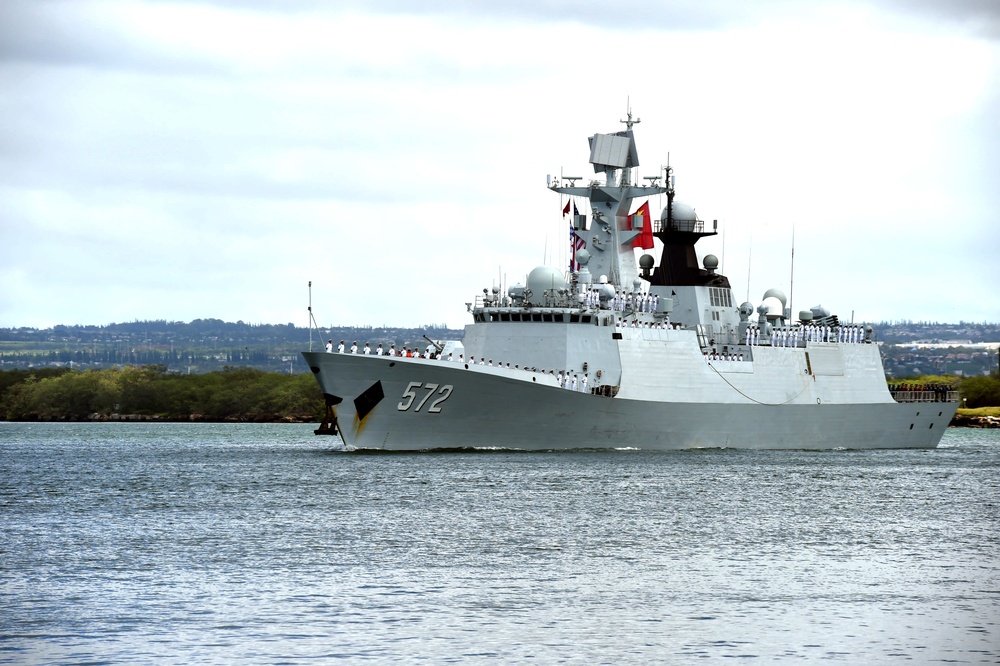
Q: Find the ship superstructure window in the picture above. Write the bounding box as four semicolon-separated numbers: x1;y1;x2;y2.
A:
478;310;576;323
474;310;612;324
710;288;733;308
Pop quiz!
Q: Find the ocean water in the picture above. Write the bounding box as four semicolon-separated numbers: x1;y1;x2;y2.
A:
1;423;997;664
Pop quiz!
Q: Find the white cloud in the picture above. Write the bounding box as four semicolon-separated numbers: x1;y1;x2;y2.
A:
1;0;997;330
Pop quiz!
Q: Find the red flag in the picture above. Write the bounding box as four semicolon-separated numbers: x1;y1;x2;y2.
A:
562;200;571;216
630;201;654;250
570;204;586;271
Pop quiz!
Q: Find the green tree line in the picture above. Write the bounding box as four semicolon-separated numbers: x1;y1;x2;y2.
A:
2;367;999;423
0;367;324;422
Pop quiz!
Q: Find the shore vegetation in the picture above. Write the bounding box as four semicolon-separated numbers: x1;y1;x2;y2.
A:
1;368;998;424
1;366;323;422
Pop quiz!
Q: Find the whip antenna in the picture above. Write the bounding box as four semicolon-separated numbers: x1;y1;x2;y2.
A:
307;280;321;352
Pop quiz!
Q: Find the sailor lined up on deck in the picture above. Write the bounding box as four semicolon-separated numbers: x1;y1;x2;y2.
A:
616;319;680;330
705;350;744;361
325;339;333;353
744;323;869;347
608;291;658;313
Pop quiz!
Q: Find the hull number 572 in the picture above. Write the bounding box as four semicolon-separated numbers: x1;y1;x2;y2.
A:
398;382;454;413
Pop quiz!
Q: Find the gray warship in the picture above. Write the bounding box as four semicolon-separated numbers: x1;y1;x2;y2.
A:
302;115;958;450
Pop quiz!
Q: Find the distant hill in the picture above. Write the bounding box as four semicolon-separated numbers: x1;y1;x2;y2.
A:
0;319;463;374
874;321;1000;344
0;319;997;377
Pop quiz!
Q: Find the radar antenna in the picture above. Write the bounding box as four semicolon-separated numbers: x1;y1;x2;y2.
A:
620;105;640;131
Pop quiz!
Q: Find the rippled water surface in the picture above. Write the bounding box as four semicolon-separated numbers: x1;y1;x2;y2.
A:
1;423;998;663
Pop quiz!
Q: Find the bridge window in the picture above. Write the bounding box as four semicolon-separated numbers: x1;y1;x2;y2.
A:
710;288;733;308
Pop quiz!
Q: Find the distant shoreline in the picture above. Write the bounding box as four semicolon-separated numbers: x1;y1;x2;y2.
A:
949;413;1000;429
8;413;317;424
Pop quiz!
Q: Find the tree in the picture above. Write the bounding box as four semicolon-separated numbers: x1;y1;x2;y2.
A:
960;376;1000;408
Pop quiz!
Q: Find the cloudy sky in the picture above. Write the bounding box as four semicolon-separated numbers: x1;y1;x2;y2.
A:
1;0;998;331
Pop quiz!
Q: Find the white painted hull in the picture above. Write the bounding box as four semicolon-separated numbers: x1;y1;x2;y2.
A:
302;352;955;451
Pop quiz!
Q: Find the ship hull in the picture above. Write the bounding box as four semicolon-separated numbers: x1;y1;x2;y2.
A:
302;352;956;451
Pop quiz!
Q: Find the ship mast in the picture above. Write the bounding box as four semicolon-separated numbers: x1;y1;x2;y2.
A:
548;113;666;290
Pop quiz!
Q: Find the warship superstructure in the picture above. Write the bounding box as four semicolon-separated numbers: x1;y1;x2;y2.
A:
302;116;957;450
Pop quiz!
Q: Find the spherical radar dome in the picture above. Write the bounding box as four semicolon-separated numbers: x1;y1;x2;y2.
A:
526;266;566;295
761;296;784;317
762;288;787;308
662;201;699;222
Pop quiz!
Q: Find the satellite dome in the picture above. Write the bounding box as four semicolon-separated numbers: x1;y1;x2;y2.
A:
639;254;654;270
799;310;814;322
662;201;699;222
526;266;566;295
575;248;591;266
703;255;719;272
598;274;608;284
762;288;787;308
761;296;783;318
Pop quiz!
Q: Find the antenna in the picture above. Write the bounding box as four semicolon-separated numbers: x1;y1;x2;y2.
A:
745;235;752;303
788;224;795;321
307;280;321;352
720;220;726;276
621;98;640;131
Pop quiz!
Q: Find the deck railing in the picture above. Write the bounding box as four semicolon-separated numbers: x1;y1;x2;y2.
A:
652;219;705;234
890;390;959;403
